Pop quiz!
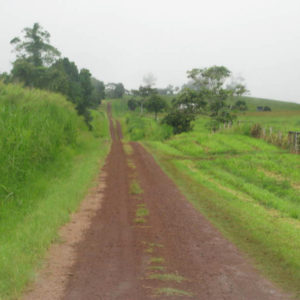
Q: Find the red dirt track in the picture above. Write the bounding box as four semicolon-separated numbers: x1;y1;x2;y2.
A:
60;104;289;299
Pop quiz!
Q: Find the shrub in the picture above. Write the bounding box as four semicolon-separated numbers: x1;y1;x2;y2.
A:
250;123;262;138
163;111;195;134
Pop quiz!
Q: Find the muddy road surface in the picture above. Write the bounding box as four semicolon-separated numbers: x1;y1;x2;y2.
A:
25;104;290;299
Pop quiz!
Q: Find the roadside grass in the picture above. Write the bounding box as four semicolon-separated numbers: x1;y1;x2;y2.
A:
145;141;300;297
0;128;110;300
154;287;193;297
0;84;110;299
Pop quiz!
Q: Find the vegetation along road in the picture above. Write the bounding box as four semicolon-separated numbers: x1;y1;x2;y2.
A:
23;103;291;300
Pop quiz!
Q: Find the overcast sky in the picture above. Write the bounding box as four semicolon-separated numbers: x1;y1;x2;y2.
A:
1;0;300;103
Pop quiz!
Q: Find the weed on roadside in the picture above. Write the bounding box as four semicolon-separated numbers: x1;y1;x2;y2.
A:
154;287;193;297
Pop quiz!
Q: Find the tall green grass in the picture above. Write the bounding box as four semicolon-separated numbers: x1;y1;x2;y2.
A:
0;83;79;202
110;99;172;141
0;83;110;299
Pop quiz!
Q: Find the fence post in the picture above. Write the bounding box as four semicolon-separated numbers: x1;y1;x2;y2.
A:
262;128;266;138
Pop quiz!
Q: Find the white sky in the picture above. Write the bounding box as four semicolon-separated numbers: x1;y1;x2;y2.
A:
1;0;300;103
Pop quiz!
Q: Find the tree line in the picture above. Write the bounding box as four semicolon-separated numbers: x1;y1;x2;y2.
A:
127;66;249;134
0;23;127;128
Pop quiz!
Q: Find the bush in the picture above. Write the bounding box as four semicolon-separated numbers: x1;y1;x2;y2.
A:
250;123;262;138
163;111;195;134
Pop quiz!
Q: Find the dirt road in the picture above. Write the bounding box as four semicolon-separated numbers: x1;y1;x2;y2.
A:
25;104;290;299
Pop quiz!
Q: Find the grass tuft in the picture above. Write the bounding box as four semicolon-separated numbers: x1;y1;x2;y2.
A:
150;257;165;264
154;287;193;297
130;180;143;195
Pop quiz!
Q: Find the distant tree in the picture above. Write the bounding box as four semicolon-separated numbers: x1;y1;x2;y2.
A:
163;88;206;134
187;66;231;92
128;98;139;111
226;76;249;97
105;82;125;98
50;57;82;102
233;100;248;111
10;23;60;67
186;65;240;129
172;88;206;113
232;83;248;97
157;84;174;95
11;59;38;86
145;94;167;120
263;106;271;111
114;83;125;98
142;73;156;87
8;24;97;130
163;111;195;134
137;85;157;114
90;77;105;107
0;72;11;84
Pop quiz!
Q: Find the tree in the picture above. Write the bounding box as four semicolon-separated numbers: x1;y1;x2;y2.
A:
50;57;82;103
163;87;206;134
232;83;248;97
128;98;139;111
114;83;125;98
10;23;60;67
226;75;249;97
90;77;105;107
105;82;125;98
137;85;157;114
233;100;248;111
142;73;156;87
172;88;206;113
0;72;11;84
157;84;175;95
145;94;167;120
163;111;195;134
187;66;231;92
186;65;240;129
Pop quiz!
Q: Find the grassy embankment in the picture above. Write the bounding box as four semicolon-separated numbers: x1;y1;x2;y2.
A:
111;98;300;297
231;96;300;134
0;83;110;299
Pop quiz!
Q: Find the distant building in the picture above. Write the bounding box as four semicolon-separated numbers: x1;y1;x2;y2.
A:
257;106;264;111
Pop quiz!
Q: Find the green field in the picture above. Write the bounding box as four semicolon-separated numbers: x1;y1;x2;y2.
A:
229;95;300;112
239;110;300;133
0;84;110;299
111;97;300;297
